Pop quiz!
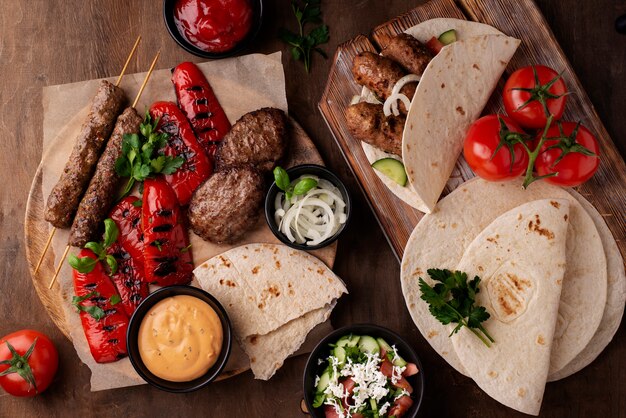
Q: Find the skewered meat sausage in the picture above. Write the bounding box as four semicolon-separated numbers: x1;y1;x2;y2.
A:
345;102;405;156
381;33;433;76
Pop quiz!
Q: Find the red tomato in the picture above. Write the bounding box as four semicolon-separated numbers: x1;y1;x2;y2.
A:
402;362;419;377
503;65;567;129
0;330;58;397
534;122;600;187
388;395;414;417
324;405;341;418
425;36;445;54
464;115;530;181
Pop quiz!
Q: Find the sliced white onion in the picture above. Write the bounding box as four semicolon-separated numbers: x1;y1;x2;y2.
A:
273;175;347;246
382;74;421;117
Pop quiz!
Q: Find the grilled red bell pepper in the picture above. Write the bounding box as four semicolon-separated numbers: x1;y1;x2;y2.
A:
149;101;213;206
142;177;194;286
172;62;231;159
72;249;129;363
109;196;144;263
107;243;149;317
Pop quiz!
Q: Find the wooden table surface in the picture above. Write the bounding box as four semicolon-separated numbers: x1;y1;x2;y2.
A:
1;1;624;417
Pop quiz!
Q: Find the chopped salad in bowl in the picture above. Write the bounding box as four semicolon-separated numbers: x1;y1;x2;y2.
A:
304;325;424;418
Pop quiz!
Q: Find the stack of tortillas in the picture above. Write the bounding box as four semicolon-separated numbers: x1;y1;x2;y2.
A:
401;178;626;415
194;243;347;380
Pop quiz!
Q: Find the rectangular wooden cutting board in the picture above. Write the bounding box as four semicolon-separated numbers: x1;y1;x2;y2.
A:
319;0;626;261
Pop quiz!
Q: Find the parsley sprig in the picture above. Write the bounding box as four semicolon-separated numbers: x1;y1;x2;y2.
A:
68;218;119;275
279;0;329;72
115;111;184;198
419;269;495;347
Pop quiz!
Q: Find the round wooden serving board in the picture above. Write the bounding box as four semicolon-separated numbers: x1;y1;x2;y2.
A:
25;113;336;382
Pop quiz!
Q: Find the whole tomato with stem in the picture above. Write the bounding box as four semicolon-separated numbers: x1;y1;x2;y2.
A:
534;121;600;187
464;114;531;181
503;65;568;129
0;330;59;397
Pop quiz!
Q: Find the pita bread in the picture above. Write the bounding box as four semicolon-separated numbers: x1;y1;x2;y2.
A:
400;178;607;376
452;199;570;415
194;243;347;379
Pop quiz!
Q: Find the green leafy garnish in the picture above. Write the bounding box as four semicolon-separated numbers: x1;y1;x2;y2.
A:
68;219;119;275
278;0;329;72
115;111;184;198
71;291;105;321
273;166;318;200
419;268;495;347
109;294;122;306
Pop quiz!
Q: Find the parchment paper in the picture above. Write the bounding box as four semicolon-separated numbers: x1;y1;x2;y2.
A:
40;52;333;391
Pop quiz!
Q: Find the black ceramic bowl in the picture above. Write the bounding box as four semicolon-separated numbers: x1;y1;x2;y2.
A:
163;0;263;59
265;164;351;251
303;324;425;418
127;285;232;392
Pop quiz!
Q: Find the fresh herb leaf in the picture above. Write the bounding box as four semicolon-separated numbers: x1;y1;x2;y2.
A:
132;199;143;207
115;113;184;198
180;244;192;253
273;166;291;191
419;269;495;347
109;294;122;306
72;291;105;321
69;218;119;276
279;0;329;72
293;178;318;195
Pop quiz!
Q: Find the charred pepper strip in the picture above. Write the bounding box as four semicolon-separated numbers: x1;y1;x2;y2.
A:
142;177;193;286
107;243;148;317
109;196;145;263
172;62;231;159
72;249;129;363
149;101;213;206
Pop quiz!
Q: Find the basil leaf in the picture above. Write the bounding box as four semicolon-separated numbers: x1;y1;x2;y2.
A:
273;166;290;191
293;178;318;195
84;242;104;257
72;292;105;321
109;294;121;306
103;219;119;249
68;254;98;273
105;254;118;275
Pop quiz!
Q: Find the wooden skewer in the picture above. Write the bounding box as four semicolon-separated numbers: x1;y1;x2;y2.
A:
34;227;56;274
115;35;142;87
47;50;160;290
48;245;70;289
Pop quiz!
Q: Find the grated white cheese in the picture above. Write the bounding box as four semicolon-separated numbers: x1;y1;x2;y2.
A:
391;364;406;385
379;401;391;415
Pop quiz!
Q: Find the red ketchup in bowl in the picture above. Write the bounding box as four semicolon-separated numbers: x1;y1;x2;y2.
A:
174;0;254;53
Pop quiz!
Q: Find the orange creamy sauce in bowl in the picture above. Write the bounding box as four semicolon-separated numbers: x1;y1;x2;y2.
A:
138;295;223;382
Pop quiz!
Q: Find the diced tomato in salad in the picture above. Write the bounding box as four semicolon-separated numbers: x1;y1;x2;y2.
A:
426;36;445;54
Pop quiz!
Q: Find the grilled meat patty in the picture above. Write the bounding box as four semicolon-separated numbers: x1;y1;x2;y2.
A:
345;102;404;156
188;166;264;244
45;80;126;228
381;33;433;76
69;107;143;247
215;107;288;172
351;51;415;114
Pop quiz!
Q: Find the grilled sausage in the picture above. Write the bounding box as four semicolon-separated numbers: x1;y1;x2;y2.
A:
68;107;142;247
381;33;433;76
345;102;405;156
351;51;415;114
44;80;126;228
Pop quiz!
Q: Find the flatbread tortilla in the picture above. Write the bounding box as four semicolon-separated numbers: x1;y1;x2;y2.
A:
194;243;347;379
452;199;570;416
400;178;607;377
548;190;626;380
360;19;518;212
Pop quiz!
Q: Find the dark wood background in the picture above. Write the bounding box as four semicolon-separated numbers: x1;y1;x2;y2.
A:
0;0;624;416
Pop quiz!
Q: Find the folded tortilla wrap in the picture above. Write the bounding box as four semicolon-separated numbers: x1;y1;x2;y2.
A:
360;18;519;212
194;243;347;379
452;199;570;415
400;178;607;377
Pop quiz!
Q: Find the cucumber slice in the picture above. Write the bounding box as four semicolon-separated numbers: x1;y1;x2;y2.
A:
358;335;380;354
438;29;457;45
316;370;331;392
372;158;407;187
376;337;407;367
348;335;360;347
336;336;352;347
333;346;346;365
